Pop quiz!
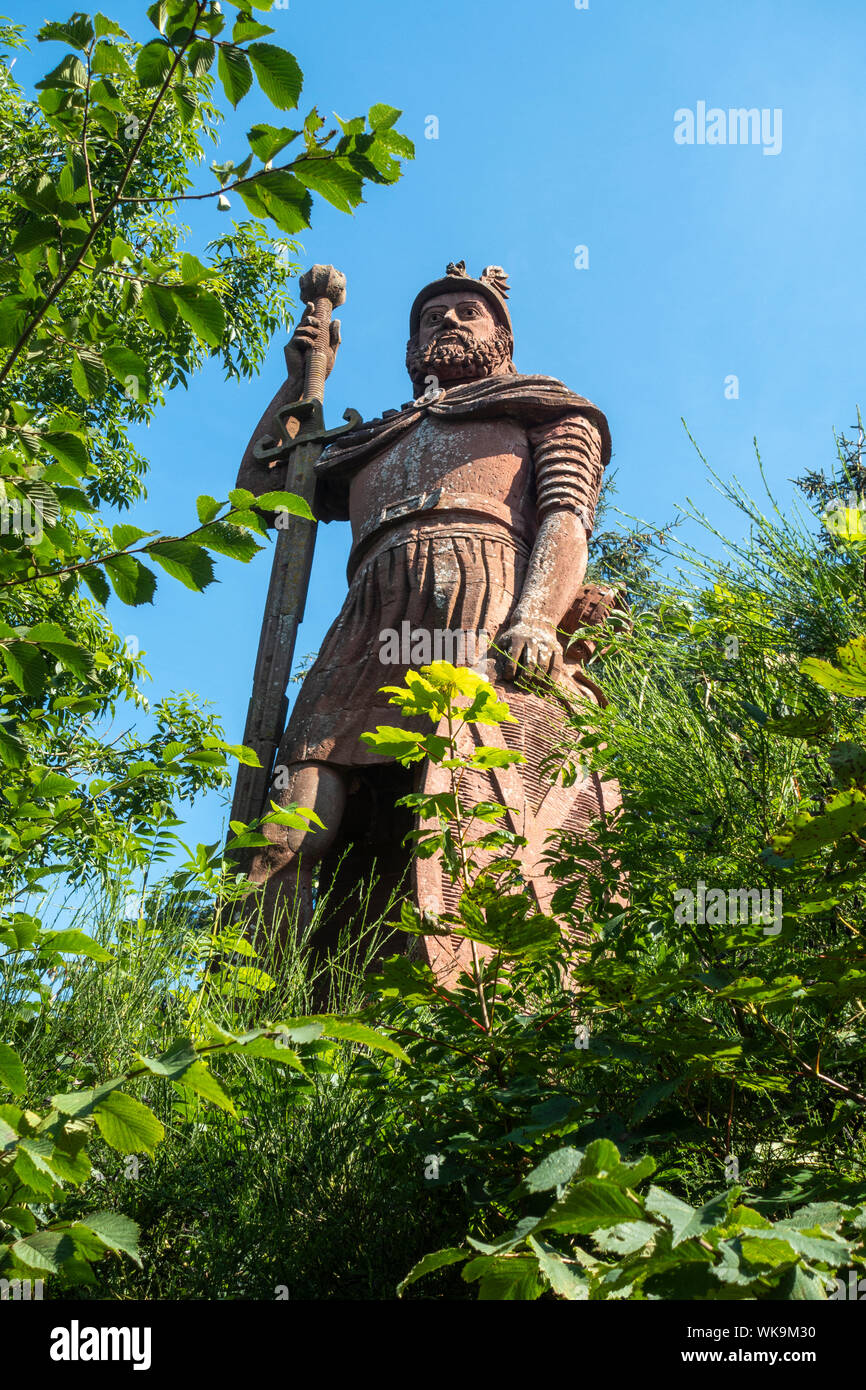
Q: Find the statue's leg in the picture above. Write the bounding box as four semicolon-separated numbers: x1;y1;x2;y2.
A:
245;760;347;943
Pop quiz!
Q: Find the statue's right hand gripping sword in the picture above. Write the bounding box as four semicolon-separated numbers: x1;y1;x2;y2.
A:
229;264;361;834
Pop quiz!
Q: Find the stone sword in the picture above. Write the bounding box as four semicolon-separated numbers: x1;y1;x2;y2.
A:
229;264;361;834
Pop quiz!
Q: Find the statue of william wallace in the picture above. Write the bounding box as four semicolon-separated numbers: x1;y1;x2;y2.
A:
235;260;621;980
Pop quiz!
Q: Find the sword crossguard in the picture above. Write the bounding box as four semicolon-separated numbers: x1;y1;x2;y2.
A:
252;402;363;466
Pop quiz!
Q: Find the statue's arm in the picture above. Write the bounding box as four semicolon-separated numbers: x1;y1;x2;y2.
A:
499;412;605;678
234;306;341;498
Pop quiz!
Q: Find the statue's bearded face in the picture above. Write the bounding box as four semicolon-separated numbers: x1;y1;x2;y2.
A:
406;291;513;392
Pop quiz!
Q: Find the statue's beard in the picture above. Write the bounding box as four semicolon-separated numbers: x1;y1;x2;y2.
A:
406;325;514;393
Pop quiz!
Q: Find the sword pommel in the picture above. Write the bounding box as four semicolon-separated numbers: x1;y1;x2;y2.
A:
299;263;346;310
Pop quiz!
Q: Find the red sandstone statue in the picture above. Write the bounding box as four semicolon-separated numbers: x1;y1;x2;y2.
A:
236;261;620;978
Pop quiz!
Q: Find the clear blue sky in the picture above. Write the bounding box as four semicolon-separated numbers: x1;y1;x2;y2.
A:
6;0;866;854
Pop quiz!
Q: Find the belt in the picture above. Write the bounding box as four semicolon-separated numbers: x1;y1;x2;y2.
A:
351;489;534;563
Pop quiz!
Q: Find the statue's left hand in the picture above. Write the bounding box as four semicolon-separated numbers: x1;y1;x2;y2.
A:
498;619;563;681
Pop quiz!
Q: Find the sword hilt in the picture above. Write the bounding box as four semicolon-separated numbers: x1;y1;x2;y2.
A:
298;264;346;404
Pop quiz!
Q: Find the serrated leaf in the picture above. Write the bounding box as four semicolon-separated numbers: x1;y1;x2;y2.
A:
104;554;157;606
539;1178;645;1234
0;1044;26;1096
257;490;314;519
94;1091;164;1154
42;431;89;478
2;641;44;695
247;170;311;232
37;16;94;50
39;929;112;962
76;1210;141;1265
174;1060;236;1115
199;520;261;562
524;1147;584;1193
368;103;401;131
218;43;252;108
801;637;866;698
91;42;134;79
528;1237;588;1300
196;493;222;524
140;283;178;335
247;42;302;110
136;39;173;89
772;789;866;859
316;1018;410;1063
292;157;363;213
102;344;149;395
11;1231;76;1273
187;38;215;76
397;1247;467;1295
247;122;299;161
146;540;215;591
171;286;225;347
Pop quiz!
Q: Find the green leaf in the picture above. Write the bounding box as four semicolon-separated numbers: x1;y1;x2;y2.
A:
12;218;58;255
104;554;157;606
368;103;401;131
2;642;44;695
801;637;866;698
137;1038;197;1081
524;1146;584;1194
528;1237;588;1300
471;746;525;769
233;16;275;42
199;521;261;562
42;430;89;478
397;1247;467;1294
228;487;255;508
91;42;134;79
171;286;225;347
174;1060;236;1115
247;123;299;161
146;540;215;592
111;523;152;550
80;565;111;604
94;15;128;40
196;494;222;524
35;55;88;90
94;1091;164;1154
248;171;311;232
247;43;302;110
539;1178;645;1234
37;16;95;50
772;788;866;859
462;1253;545;1300
180;253;220;285
39;929;112;962
0;1044;26;1096
292;157;363;213
202;736;261;766
102;344;149;395
316;1018;410;1063
70;350;108;402
256;490;314;519
187;38;215;76
76;1211;141;1266
217;43;253;108
136;39;173;89
644;1185;697;1243
141;283;178;335
11;1231;77;1273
